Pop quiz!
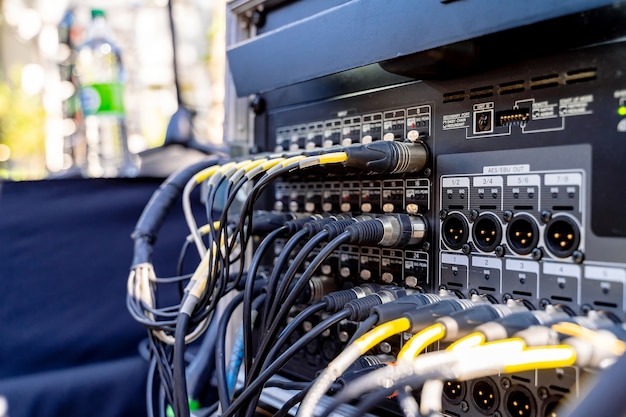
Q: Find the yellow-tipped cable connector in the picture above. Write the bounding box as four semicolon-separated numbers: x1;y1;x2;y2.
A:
398;323;447;360
552;322;626;357
298;317;411;417
194;165;221;184
447;331;486;351
503;345;577;373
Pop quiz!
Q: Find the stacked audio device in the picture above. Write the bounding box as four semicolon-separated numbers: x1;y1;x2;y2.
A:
128;1;626;417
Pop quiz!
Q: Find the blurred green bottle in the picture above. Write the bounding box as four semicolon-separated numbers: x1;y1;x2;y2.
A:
75;9;137;177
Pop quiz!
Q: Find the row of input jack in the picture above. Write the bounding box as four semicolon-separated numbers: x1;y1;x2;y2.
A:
440;209;582;261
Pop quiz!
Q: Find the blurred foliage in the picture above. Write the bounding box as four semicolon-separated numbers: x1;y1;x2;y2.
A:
0;66;47;180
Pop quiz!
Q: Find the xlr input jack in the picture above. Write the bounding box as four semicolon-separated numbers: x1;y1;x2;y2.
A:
471;378;499;415
472;213;502;253
505;385;536;417
544;216;581;258
506;214;540;255
443;380;466;405
442;212;469;250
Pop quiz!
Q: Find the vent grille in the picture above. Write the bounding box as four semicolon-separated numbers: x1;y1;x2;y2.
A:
442;67;597;103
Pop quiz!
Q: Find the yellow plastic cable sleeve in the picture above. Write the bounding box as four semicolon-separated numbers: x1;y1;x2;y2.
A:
194;165;221;184
234;159;253;170
552;322;626;356
448;332;486;351
298;152;349;169
398;323;447;360
299;317;411;417
243;158;268;172
318;151;348;164
280;155;306;168
503;345;577;373
260;158;285;171
354;317;412;354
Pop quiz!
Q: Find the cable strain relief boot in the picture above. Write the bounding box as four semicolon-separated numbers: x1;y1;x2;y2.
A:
284;215;324;235
346;219;384;245
346;296;384;322
321;285;380;313
324;219;358;239
302;217;338;236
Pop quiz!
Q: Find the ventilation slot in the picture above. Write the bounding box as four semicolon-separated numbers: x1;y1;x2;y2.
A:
550;385;571;394
499;80;525;95
566;67;597;84
594;300;618;308
512;375;531;383
530;74;560;90
443;90;465;103
469;86;493;99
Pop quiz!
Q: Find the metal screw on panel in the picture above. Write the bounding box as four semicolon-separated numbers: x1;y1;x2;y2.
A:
538;387;549;400
461;243;472;255
379;342;392;354
494;411;502;417
572;250;585;264
501;377;511;389
531;247;543;261
581;304;593;315
540;298;551;310
422;242;431;251
423;168;432;177
440;209;448;220
469;209;479;222
503;210;513;223
303;321;313;332
338;331;350;343
460;401;469;413
541;210;552;223
495;245;505;257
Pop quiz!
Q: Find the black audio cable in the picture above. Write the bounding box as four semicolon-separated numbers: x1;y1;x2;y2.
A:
261;215;344;328
349;292;447;343
249;215;427;388
242;214;322;377
241;287;414;417
215;281;264;411
260;217;359;337
132;156;221;267
300;298;525;417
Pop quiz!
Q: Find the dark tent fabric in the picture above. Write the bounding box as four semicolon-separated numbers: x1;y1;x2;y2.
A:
0;178;199;417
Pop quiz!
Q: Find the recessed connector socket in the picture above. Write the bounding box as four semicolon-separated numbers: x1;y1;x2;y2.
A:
506;214;540;255
505;385;536;417
442;213;470;250
472;213;502;253
544;216;581;258
471;378;499;415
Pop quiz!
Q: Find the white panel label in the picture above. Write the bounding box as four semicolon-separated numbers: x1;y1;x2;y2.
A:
442;177;470;188
507;174;541;187
544;172;582;186
472;256;502;269
473;176;503;187
543;263;581;278
441;253;469;267
585;266;626;284
505;259;540;275
482;164;530;174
